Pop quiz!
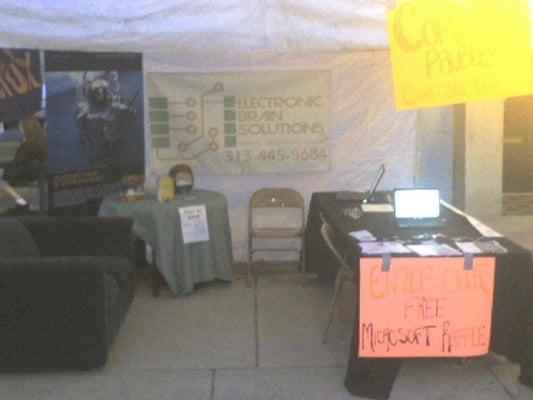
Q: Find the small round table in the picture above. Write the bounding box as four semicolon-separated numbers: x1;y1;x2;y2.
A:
99;189;233;296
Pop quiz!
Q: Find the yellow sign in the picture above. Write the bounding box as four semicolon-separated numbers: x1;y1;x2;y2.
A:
388;0;533;109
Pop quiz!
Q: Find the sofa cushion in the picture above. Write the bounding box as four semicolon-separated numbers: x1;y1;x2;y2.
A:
0;218;39;257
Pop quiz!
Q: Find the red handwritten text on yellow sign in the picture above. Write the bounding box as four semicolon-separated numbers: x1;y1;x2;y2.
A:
388;0;533;109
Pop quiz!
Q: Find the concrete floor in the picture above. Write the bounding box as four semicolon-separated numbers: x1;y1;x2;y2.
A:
1;262;533;400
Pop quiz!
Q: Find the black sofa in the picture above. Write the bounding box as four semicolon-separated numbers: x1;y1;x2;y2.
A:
0;216;136;371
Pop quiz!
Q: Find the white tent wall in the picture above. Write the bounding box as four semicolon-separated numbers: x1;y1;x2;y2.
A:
414;107;454;203
144;50;416;261
0;1;389;53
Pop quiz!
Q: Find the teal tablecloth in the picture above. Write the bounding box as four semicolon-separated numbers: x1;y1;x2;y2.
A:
98;189;233;295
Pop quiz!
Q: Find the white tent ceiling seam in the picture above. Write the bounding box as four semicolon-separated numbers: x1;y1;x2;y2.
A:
0;0;390;53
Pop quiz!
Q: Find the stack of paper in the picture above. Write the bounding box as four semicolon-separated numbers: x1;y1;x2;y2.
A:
350;230;377;242
406;243;462;257
359;241;411;255
474;240;508;254
455;242;483;254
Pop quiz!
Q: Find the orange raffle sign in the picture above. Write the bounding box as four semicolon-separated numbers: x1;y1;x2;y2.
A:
359;257;495;358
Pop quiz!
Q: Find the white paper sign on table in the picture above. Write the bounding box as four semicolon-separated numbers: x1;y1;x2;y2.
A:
440;200;503;238
179;205;210;244
361;204;394;213
350;230;377;242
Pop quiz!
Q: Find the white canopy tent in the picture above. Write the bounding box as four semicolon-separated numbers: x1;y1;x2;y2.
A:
0;1;423;261
0;1;390;53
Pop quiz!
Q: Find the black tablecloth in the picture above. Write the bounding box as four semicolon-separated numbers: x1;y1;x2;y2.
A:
305;192;533;399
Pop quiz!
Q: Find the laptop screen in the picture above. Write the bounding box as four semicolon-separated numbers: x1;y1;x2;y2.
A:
394;189;440;219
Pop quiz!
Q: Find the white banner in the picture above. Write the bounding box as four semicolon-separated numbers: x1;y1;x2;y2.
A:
144;51;416;262
148;70;331;174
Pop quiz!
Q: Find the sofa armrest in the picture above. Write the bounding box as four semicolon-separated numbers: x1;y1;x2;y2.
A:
0;256;111;371
17;216;134;259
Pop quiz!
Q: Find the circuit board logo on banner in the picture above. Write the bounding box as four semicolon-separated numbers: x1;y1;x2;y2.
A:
148;71;331;174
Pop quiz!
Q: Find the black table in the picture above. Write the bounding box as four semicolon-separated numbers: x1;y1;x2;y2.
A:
305;192;533;399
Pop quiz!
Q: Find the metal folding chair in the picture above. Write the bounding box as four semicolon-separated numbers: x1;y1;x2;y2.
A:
320;217;352;343
248;188;306;286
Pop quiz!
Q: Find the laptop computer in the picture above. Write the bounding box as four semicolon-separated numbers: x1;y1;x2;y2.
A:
394;188;444;228
336;164;385;203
